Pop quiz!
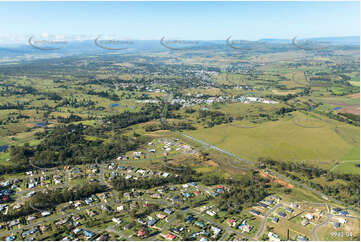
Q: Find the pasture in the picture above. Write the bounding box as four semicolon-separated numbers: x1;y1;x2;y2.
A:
185;111;359;173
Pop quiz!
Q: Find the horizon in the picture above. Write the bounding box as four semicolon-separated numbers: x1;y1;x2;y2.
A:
1;35;360;45
0;1;359;43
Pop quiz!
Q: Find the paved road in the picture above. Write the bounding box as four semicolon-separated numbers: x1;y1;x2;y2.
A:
220;230;228;241
99;162;119;203
312;214;332;241
330;160;359;172
188;209;247;238
162;92;357;214
254;203;282;240
105;225;130;241
178;132;351;209
130;197;249;240
16;169;70;205
0;201;108;238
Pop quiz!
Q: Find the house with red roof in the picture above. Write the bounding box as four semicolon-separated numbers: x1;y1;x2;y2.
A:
164;233;176;240
227;219;237;227
137;229;145;237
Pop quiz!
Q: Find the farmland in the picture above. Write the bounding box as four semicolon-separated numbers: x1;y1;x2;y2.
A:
0;36;359;241
185;111;359;171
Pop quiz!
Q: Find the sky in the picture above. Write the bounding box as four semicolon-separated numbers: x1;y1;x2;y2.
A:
0;1;359;42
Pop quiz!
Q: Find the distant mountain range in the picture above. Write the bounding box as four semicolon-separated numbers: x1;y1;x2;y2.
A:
0;36;358;63
259;36;360;45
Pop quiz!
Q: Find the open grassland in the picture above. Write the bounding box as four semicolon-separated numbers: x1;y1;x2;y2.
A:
185;111;359;172
331;160;360;175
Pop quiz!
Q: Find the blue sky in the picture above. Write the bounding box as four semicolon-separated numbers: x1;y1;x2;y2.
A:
0;1;359;41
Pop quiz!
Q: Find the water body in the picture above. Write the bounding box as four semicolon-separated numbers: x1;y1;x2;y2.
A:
111;103;120;107
333;107;342;111
36;122;45;127
0;145;9;152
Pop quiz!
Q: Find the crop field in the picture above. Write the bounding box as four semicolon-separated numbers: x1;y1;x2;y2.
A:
314;94;360;115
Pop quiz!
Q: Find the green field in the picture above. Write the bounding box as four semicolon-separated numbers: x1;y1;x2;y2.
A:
331;160;360;175
185;111;360;172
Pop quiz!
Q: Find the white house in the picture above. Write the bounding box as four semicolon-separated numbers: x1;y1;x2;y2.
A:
112;217;122;224
41;211;51;217
337;217;347;224
206;210;216;217
211;226;221;236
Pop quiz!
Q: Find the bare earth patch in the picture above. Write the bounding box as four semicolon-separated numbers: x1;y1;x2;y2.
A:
348;93;360;99
259;170;294;189
205;159;219;167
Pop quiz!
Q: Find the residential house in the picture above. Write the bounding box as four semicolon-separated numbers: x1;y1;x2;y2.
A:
206;210;216;217
156;214;167;220
238;220;253;232
185;215;195;223
112;218;122;224
258;202;269;209
41;211;51;217
272;217;279;223
250;209;262;216
194;190;201;196
285;207;294;213
336;217;347;224
5;236;15;241
339;210;348;216
183;192;192;198
8;219;20;228
147;219;158;227
331;207;342;214
227;219;237;227
195;220;206;228
290;202;299;208
137;218;146;225
83;230;95;238
164;233;176;240
301;219;309;226
87;210;97;217
55;218;68;225
73;228;82;234
296;235;308;241
164;208;174;215
264;199;275;206
137;229;145;237
211;226;221;237
123;223;134;230
84;197;93;205
39;225;48;233
171;227;184;234
268;232;281;241
96;235;109;241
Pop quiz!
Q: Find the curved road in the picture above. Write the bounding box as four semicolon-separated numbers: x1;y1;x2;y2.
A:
312;214;332;241
254;203;282;240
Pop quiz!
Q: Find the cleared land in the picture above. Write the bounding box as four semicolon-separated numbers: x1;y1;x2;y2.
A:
185;111;360;172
